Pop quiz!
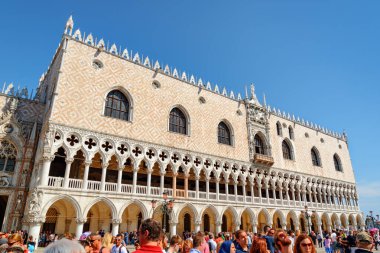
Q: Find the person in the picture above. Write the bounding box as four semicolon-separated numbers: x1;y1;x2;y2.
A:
111;234;128;253
135;219;163;253
288;231;295;250
324;235;332;253
317;234;323;248
191;234;205;253
354;232;373;253
215;233;224;245
134;242;141;251
183;239;193;253
5;246;24;253
233;230;249;253
347;231;357;253
274;230;292;253
264;229;275;253
219;240;236;253
167;235;183;253
7;234;24;252
88;233;111;253
250;238;269;253
102;233;114;251
79;240;92;253
27;235;36;253
331;231;337;253
44;238;85;253
294;234;316;253
208;233;217;253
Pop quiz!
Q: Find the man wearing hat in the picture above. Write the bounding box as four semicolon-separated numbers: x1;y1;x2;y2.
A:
355;232;373;253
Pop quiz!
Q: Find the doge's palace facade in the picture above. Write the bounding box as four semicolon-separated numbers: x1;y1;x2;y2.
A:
0;17;363;241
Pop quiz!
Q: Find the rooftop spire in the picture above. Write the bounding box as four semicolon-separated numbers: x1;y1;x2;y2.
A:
65;15;74;35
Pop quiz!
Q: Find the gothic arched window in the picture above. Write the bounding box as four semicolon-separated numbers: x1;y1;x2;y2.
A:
254;135;265;155
104;90;130;121
289;126;294;140
276;122;282;136
169;108;187;134
0;140;17;172
311;148;321;166
218;122;232;145
334;154;343;172
282;140;293;160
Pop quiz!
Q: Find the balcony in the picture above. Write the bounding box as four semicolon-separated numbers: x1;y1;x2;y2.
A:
253;154;274;166
45;176;359;212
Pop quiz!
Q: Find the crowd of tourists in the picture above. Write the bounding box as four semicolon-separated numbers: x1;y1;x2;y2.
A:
0;221;378;253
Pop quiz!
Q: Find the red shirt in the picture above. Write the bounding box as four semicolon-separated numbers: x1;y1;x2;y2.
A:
135;245;163;253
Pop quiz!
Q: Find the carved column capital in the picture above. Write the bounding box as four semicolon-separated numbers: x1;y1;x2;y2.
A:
76;218;87;224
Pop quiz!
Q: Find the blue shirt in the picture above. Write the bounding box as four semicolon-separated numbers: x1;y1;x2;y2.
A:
264;236;275;253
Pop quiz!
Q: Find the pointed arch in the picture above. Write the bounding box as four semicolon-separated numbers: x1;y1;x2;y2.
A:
118;199;149;220
199;204;219;222
83;197;118;220
334;154;343;172
276;121;282;136
282;139;294;160
174;202;199;223
220;206;239;223
41;194;82;219
254;132;269;155
273;209;286;228
218;120;234;146
311;147;322;167
288;126;294;140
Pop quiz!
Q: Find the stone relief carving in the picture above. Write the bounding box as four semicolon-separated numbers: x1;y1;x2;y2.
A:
28;188;43;216
0;173;10;187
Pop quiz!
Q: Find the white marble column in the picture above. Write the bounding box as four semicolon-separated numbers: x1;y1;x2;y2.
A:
117;167;123;193
265;183;270;202
170;222;177;237
63;158;74;188
234;181;238;202
252;223;258;233
75;218;86;240
132;168;138;194
205;178;209;199
172;173;177;198
195;176;200;199
195;221;201;232
216;178;220;200
250;181;254;203
29;221;42;248
82;161;91;190
225;182;229;196
100;163;108;191
242;182;247;202
160;172;165;194
40;155;54;186
112;219;121;236
185;175;189;198
216;221;222;234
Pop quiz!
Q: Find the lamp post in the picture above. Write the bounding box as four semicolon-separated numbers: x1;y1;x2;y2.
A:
151;191;174;233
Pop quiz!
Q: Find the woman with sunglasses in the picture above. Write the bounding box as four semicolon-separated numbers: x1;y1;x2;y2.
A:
294;234;316;253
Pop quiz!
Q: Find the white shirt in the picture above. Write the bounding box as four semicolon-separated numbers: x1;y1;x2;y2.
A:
111;244;128;253
331;233;337;242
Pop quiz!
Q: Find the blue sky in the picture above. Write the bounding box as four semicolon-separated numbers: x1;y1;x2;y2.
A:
0;1;379;216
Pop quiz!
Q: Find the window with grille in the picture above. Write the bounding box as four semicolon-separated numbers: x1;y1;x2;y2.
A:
169;108;187;134
254;135;265;155
311;148;321;166
282;141;292;160
218;122;231;145
104;90;130;121
334;154;343;172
